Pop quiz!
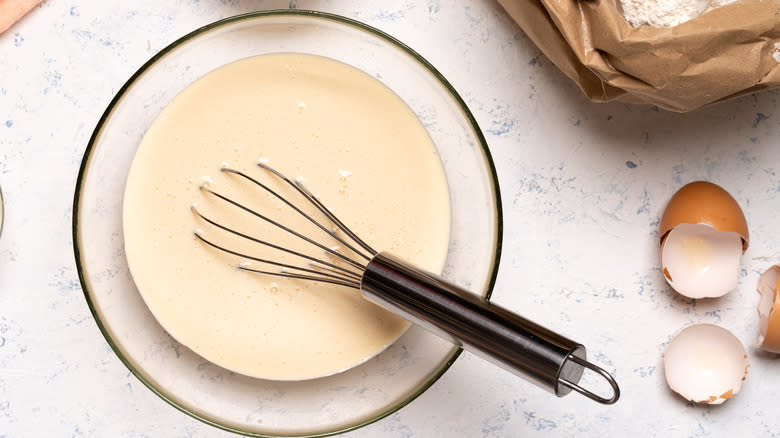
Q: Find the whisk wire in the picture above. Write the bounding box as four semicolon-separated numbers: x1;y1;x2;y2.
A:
199;184;365;271
237;265;360;289
194;163;385;286
192;205;363;280
292;179;378;258
256;162;378;258
226;165;376;262
307;263;362;280
193;230;359;286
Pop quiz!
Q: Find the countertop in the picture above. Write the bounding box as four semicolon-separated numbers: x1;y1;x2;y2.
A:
1;0;779;436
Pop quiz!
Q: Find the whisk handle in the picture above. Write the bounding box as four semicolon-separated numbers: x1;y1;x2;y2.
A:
360;252;619;405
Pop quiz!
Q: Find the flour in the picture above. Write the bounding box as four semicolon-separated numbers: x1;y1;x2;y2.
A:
619;0;736;27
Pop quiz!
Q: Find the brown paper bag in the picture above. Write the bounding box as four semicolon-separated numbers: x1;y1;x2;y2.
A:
499;0;780;112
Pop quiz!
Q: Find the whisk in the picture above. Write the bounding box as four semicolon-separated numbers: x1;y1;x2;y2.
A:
192;162;620;405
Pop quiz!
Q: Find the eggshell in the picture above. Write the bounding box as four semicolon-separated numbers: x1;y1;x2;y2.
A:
660;181;748;251
660;223;742;298
756;265;780;353
664;324;748;405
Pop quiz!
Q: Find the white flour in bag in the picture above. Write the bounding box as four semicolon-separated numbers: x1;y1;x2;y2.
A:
618;0;736;28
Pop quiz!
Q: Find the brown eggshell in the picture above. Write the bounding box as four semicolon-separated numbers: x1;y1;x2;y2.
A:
660;181;748;251
757;265;780;354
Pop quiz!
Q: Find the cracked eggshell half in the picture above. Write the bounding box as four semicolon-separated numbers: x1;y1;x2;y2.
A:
756;265;780;353
659;181;748;299
664;324;748;405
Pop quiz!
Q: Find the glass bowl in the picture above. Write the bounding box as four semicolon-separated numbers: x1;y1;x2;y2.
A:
73;10;502;437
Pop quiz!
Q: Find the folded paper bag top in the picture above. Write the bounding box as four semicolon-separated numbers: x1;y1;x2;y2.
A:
499;0;780;112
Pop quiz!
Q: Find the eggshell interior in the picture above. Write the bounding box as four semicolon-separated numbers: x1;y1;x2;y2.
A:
664;324;748;405
756;265;780;353
660;181;748;251
660;223;742;299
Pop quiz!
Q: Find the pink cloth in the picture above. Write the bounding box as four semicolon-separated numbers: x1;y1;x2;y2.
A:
0;0;42;34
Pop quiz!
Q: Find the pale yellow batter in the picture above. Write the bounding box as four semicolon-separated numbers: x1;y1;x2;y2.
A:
123;53;451;380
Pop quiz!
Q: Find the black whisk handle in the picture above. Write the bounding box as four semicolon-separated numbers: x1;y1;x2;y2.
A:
360;252;620;405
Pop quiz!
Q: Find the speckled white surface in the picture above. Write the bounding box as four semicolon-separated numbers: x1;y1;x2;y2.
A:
1;1;779;436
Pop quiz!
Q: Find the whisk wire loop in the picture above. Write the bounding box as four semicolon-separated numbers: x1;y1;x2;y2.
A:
194;163;379;286
191;205;363;280
222;166;376;262
193;230;359;286
236;265;361;289
199;184;365;271
292;178;378;258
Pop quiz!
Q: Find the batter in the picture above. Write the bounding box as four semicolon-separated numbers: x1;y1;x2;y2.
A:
123;53;451;380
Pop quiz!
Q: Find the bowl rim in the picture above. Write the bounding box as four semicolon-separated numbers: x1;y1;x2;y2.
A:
72;9;503;438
